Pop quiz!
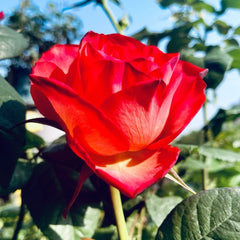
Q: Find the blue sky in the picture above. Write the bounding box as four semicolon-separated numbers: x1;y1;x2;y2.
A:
1;0;172;36
1;0;240;134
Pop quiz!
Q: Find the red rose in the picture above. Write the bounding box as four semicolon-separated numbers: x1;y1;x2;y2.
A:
30;31;207;199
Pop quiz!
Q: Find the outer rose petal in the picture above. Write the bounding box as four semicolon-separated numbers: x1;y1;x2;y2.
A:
80;32;180;86
80;31;180;84
86;146;180;198
31;62;66;80
38;44;79;74
30;75;130;156
149;61;207;148
80;31;147;60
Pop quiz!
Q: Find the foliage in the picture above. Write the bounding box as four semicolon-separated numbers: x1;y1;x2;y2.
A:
133;0;240;92
3;0;82;101
1;0;240;240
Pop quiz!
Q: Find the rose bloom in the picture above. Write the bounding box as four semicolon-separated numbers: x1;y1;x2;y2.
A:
30;31;207;200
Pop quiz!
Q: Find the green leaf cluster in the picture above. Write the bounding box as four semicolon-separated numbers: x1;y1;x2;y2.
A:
134;0;240;92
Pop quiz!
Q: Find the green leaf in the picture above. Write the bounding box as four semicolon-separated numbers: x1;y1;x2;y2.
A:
0;75;26;188
234;26;240;35
181;50;204;68
167;36;191;53
146;195;182;226
229;48;240;69
175;144;199;155
158;0;194;8
204;107;240;138
0;25;28;60
199;146;240;162
221;0;240;10
193;1;215;12
224;39;239;50
92;225;117;240
0;160;35;195
204;46;232;89
24;130;45;150
156;187;240;240
214;20;231;35
22;162;102;240
123;195;144;211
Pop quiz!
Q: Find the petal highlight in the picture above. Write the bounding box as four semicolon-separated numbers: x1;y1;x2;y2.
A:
101;80;168;151
89;146;180;198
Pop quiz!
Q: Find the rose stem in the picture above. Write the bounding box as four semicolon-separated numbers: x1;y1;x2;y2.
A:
202;101;209;190
100;0;123;34
109;185;130;240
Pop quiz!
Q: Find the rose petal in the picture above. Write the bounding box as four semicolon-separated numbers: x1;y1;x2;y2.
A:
87;146;180;198
80;31;146;61
62;163;93;218
30;75;130;156
38;44;79;74
101;80;170;151
129;51;179;84
32;62;66;80
149;61;207;148
79;43;155;105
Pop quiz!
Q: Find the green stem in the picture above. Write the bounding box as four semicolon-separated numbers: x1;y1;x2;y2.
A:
202;101;209;190
109;185;130;240
136;207;146;240
12;197;25;240
100;0;123;34
203;102;208;126
202;167;208;191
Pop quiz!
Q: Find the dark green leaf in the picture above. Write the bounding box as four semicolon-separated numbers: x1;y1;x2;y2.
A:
156;187;240;240
22;162;102;240
221;0;240;10
0;75;26;188
192;43;207;51
204;107;240;138
0;25;28;60
167;25;192;53
204;46;232;89
0;160;35;195
193;1;215;12
181;52;204;68
158;0;194;8
214;20;231;35
123;195;144;211
146;195;182;226
92;225;117;240
167;35;190;52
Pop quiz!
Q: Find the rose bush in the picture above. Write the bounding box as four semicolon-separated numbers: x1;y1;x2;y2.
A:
30;31;207;200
